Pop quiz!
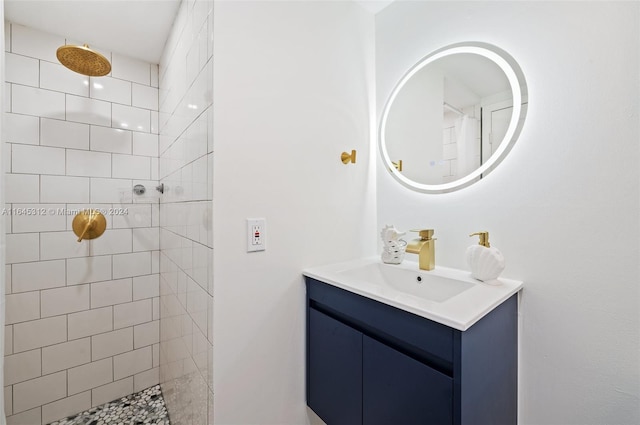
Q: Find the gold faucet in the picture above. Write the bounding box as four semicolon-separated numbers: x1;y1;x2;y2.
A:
406;229;436;270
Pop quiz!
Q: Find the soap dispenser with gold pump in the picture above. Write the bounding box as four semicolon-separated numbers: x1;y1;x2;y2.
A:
466;231;505;283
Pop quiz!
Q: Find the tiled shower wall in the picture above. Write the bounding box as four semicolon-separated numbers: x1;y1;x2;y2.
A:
3;24;161;425
158;0;213;423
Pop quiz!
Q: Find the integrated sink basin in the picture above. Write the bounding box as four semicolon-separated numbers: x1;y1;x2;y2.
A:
337;261;474;303
303;257;523;330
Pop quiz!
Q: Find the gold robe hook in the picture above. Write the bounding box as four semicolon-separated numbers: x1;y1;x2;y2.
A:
341;150;356;164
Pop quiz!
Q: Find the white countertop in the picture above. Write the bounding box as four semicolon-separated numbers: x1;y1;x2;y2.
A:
303;257;523;331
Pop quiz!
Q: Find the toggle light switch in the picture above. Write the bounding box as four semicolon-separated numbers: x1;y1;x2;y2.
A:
247;218;266;252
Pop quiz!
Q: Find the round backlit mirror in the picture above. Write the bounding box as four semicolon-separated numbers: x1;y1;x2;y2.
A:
379;42;528;193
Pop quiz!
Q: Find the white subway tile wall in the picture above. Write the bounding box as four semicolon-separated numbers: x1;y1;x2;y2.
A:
4;23;160;424
158;1;213;424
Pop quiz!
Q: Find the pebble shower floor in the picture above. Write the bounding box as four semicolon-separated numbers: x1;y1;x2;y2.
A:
47;385;170;425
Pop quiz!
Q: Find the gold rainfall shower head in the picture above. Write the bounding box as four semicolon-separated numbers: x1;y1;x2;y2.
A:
56;44;111;77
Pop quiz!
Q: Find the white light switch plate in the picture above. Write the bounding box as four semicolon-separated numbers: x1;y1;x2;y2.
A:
247;218;266;252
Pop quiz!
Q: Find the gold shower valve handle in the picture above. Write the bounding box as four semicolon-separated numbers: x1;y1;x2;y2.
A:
341;150;356;164
73;209;107;243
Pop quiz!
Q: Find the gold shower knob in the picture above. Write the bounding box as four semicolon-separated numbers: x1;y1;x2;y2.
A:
72;209;107;242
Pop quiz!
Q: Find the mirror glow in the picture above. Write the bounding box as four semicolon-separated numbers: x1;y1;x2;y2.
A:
379;43;527;193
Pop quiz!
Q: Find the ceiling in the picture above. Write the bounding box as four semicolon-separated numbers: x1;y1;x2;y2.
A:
4;0;181;64
4;0;394;65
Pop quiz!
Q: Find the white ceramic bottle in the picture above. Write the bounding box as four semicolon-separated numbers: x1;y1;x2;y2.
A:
466;231;505;283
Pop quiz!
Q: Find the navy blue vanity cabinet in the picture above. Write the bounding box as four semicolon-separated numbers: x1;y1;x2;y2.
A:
363;335;453;425
305;277;518;425
308;308;362;424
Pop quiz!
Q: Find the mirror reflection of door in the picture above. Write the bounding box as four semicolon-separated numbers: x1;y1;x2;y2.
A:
482;99;513;163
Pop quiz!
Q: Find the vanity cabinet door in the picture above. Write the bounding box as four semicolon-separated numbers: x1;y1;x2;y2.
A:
363;335;453;425
308;308;362;425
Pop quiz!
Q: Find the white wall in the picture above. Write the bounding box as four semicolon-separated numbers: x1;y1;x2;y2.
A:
376;2;639;424
213;1;375;423
3;23;161;425
386;66;444;183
